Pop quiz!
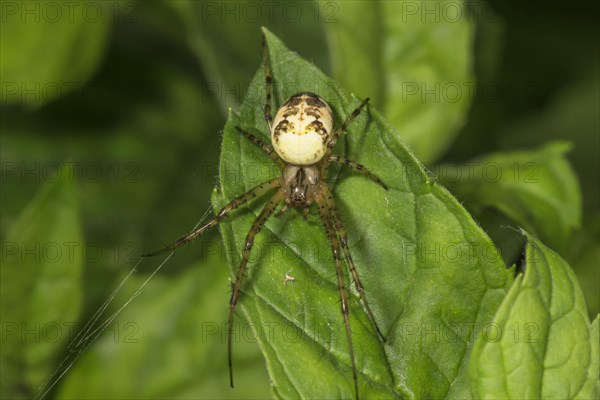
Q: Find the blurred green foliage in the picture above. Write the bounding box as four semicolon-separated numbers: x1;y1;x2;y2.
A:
1;164;83;397
1;0;598;399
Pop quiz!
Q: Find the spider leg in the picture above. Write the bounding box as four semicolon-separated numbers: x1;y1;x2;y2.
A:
275;202;289;218
328;155;388;190
228;189;285;388
235;127;284;169
262;33;273;130
314;193;359;400
302;205;310;220
143;177;282;257
321;187;386;343
335;97;370;143
321;97;370;181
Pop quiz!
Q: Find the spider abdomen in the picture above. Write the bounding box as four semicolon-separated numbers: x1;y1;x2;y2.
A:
271;92;333;165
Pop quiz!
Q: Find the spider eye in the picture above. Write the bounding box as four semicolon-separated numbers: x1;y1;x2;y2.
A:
292;187;306;201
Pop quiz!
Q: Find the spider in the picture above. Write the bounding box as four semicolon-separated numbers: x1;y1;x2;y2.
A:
144;35;387;399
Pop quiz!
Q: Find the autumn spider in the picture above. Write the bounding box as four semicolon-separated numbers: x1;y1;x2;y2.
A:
144;35;387;399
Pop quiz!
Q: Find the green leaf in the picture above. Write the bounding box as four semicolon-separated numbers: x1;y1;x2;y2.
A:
168;0;329;112
214;28;511;399
492;76;599;313
1;164;83;399
0;1;110;108
469;232;598;399
578;316;599;399
57;239;272;399
438;142;582;252
566;218;600;318
323;0;475;163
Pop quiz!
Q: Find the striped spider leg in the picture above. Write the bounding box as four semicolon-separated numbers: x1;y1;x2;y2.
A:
144;35;388;400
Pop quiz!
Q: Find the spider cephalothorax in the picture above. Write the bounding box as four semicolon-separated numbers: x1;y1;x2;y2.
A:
283;164;320;205
144;35;388;400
